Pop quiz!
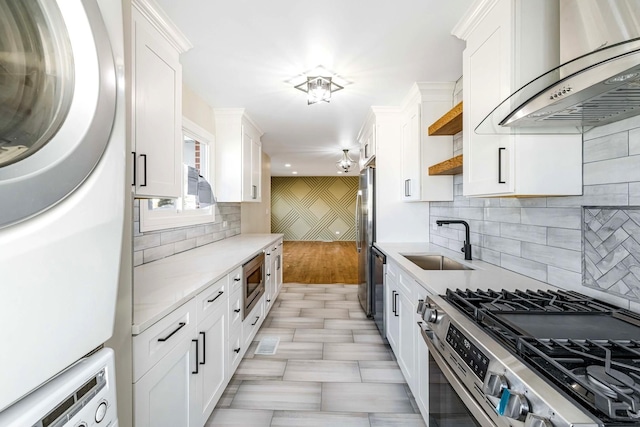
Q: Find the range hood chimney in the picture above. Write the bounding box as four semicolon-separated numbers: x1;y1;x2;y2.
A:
477;0;640;134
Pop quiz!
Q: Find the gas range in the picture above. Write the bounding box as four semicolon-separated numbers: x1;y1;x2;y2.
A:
418;288;640;427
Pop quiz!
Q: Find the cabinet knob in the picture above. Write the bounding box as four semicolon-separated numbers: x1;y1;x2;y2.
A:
525;414;553;427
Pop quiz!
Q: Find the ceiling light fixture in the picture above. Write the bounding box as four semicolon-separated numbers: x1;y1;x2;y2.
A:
336;149;355;173
295;76;344;105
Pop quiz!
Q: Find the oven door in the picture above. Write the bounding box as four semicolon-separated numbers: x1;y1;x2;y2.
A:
421;328;497;427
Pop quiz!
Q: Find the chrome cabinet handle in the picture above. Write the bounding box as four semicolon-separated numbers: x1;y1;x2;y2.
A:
355;193;362;253
207;290;224;303
404;179;411;197
157;322;186;342
498;147;506;184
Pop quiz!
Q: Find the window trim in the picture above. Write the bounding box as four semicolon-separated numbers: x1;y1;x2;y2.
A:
139;117;216;232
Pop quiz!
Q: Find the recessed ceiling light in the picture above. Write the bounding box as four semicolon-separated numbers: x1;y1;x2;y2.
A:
292;171;298;175
284;163;291;168
337;171;342;174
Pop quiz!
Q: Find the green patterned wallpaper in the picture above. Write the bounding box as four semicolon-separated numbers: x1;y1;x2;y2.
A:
271;177;358;241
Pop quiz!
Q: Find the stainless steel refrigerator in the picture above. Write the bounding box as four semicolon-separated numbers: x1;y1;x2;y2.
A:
357;166;375;316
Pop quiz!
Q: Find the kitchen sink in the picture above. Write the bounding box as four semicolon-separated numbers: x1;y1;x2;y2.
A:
400;254;474;271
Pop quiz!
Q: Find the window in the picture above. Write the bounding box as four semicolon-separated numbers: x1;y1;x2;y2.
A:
140;118;216;232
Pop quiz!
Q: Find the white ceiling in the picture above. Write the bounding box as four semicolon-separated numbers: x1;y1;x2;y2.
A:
153;0;473;176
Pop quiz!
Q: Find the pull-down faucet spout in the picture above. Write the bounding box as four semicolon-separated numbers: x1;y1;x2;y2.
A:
435;220;472;260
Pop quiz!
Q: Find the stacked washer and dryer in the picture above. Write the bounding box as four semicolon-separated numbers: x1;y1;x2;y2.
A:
0;0;125;425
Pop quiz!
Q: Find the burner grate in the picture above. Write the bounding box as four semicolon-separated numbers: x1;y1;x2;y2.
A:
519;338;640;422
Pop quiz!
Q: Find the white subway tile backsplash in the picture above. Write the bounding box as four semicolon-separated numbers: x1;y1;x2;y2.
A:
133;202;241;265
521;208;581;229
629;128;640;155
521;243;582;273
583;114;640;140
547;228;581;251
484;208;520;223
500;254;547;282
500;223;547;244
498;198;546;208
483;235;521;256
583;131;628;163
584;155;640;185
547;266;581;290
160;229;187;245
134;233;161;251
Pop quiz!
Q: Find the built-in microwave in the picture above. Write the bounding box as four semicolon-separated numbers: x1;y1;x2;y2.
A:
242;252;265;319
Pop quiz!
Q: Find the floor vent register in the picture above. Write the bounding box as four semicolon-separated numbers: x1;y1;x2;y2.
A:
254;336;280;355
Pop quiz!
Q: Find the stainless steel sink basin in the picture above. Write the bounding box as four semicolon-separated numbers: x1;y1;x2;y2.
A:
401;254;473;271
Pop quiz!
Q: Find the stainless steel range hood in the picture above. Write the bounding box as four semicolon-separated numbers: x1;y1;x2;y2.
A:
477;0;640;135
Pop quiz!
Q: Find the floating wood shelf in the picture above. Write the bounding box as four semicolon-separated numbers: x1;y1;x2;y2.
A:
428;154;463;176
428;101;463;136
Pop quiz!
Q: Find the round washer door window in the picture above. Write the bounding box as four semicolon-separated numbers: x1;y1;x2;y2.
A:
0;0;116;228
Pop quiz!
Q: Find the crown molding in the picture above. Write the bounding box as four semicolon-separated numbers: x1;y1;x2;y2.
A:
401;82;456;110
133;0;192;53
451;0;499;41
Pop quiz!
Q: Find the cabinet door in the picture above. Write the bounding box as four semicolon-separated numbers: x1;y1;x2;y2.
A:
134;336;198;427
251;138;262;201
197;304;227;423
463;1;514;197
386;280;400;353
132;10;182;198
241;125;253;202
401;103;421;201
397;290;416;389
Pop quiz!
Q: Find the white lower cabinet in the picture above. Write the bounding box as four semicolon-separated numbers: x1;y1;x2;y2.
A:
196;302;227;423
133;239;282;427
133;332;199;427
385;259;431;425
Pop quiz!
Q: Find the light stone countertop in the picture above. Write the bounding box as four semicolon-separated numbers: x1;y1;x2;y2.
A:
374;242;555;296
133;233;283;334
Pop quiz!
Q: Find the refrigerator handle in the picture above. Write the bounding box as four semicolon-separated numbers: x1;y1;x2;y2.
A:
355;193;361;253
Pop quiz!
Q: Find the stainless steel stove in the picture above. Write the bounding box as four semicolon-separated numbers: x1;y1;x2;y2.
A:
418;289;640;427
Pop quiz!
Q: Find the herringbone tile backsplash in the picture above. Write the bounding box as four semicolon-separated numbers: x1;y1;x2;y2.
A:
271;177;357;241
584;208;640;300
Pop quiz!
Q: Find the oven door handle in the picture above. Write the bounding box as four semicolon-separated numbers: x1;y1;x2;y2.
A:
422;328;498;427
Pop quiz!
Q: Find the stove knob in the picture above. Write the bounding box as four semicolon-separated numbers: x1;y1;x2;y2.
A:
525;414;553;427
498;390;530;421
422;306;438;323
416;300;426;316
483;372;508;397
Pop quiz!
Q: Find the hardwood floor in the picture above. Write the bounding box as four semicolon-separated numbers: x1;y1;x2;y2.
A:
282;241;358;284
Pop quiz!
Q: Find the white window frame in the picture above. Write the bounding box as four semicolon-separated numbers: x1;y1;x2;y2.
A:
140;117;216;232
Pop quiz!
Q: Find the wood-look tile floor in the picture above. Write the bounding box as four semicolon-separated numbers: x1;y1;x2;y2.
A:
205;284;426;427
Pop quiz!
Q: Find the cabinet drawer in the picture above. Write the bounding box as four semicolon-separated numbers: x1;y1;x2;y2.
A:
196;276;228;322
133;299;197;382
243;296;265;347
229;266;243;294
397;269;415;299
229;287;243;338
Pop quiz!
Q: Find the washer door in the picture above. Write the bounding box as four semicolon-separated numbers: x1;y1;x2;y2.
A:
0;0;116;228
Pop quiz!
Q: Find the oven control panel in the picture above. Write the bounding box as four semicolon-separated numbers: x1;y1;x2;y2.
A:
446;324;490;380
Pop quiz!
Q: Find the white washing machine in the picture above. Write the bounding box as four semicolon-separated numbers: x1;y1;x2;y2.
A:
0;348;119;427
0;0;125;411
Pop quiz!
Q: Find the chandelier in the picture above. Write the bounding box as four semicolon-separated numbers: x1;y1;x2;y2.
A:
294;75;344;105
336;149;355;173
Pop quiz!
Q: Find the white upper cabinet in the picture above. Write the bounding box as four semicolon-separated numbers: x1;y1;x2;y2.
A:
131;0;191;198
455;0;582;197
357;115;376;169
214;109;263;202
400;83;455;202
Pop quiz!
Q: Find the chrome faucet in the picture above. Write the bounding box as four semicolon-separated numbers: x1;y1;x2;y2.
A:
436;220;472;260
